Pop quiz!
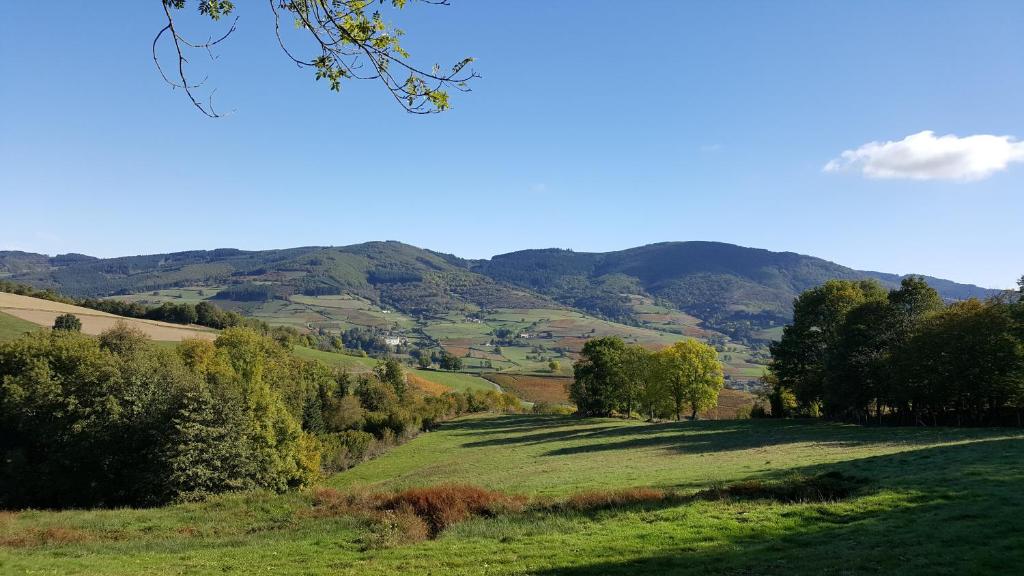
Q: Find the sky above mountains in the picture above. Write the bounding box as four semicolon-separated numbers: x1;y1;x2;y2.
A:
1;2;1022;288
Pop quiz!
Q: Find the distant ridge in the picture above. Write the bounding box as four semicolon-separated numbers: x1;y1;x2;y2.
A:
1;241;999;341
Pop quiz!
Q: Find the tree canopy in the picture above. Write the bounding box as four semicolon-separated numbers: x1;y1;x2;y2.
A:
570;336;724;420
767;275;1024;425
658;340;725;420
0;323;519;509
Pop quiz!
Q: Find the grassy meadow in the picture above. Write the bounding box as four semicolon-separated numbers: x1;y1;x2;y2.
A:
3;415;1022;575
0;310;38;341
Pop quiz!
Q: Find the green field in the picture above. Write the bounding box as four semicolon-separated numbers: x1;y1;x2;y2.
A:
409;369;498;393
291;345;381;372
0;310;39;341
288;348;496;393
3;416;1022;575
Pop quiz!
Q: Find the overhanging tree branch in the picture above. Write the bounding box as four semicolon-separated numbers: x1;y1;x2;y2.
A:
154;0;477;117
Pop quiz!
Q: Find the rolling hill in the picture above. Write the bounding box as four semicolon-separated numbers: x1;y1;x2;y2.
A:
473;242;999;338
0;292;215;342
1;240;996;345
1;242;550;314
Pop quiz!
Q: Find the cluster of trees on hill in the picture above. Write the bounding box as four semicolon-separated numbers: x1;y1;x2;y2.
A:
212;283;280;302
570;336;724;420
767;276;1024;426
0;279;78;305
0;325;520;509
0;280;261;331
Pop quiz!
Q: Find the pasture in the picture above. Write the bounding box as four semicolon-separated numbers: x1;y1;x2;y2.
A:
2;416;1021;575
0;293;215;342
0;310;38;341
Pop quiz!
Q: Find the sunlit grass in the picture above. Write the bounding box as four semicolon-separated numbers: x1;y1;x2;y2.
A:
3;416;1023;575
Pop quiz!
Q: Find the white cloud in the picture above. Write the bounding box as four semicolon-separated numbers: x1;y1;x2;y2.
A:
824;130;1024;181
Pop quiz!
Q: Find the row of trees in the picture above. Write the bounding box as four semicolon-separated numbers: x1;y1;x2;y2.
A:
767;276;1024;425
0;279;262;331
0;324;520;509
570;337;724;420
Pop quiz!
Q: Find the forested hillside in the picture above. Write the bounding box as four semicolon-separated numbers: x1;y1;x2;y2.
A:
1;242;550;315
474;242;998;338
1;241;997;342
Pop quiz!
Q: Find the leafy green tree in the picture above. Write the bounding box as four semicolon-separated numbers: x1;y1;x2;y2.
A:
888;276;944;335
165;383;256;501
355;375;399;413
439;352;463;371
374;358;407;397
769;280;886;411
893;299;1023;426
817;277;943;421
759;371;796;418
52;313;81;332
99;320;150;356
211;328;319;492
157;0;477;116
195;301;227;329
417;354;431;369
570;336;627;416
548;359;560;373
825;300;897;420
0;331;194;507
659;340;724;420
618;345;650;419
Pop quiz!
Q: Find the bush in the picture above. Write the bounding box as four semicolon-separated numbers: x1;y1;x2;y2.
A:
98;321;149;355
383;484;523;536
52;313;81;332
326;395;364;431
532;402;575;415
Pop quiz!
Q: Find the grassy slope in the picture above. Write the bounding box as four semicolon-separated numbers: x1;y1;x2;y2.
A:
110;286;766;384
291;346;381;372
0;293;216;342
290;347;495;393
0;310;40;341
4;416;1022;575
409;369;498;393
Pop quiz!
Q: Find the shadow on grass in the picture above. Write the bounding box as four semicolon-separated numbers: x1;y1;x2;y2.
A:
444;413;1015;459
442;414;588;436
525;436;1024;575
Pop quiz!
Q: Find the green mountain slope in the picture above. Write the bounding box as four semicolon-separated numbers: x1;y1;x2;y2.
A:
472;241;999;338
2;241;997;344
4;242;551;315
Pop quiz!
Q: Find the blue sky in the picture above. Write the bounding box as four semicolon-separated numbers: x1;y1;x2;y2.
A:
1;1;1022;288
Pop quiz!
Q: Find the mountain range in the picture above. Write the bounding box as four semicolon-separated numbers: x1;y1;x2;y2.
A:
0;241;998;342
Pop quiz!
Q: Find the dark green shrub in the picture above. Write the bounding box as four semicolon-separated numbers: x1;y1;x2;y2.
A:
52;313;81;332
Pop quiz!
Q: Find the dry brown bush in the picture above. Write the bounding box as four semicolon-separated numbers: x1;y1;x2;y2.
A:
383;484;525;536
0;527;92;548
